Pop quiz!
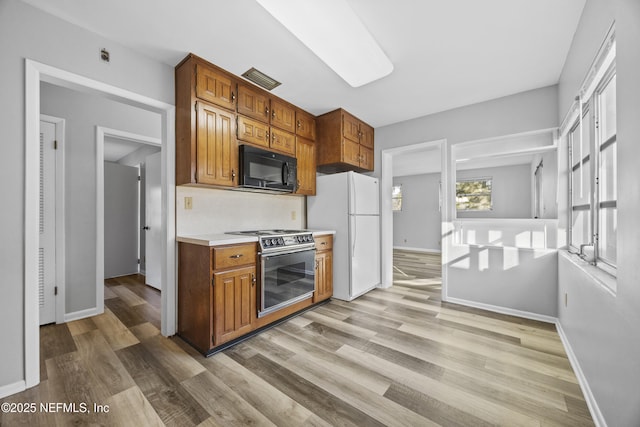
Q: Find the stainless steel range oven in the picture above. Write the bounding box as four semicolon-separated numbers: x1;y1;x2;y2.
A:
226;230;316;317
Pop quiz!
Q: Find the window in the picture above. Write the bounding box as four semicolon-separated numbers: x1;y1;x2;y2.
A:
568;63;617;275
456;178;492;211
392;185;402;211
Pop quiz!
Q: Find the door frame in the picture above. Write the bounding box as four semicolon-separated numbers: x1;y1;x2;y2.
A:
96;127;162;313
25;59;176;389
379;139;450;298
39;114;66;324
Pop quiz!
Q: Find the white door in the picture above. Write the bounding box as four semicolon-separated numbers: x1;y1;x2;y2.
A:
145;151;162;290
39;121;56;325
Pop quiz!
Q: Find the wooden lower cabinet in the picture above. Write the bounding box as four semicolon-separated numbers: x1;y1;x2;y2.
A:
212;266;256;345
313;234;333;302
178;242;257;354
178;238;331;355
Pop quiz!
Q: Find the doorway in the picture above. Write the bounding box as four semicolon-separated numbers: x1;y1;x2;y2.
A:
100;129;162;289
24;59;176;389
380;139;451;299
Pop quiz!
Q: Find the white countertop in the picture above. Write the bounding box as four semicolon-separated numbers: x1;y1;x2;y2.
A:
177;230;336;247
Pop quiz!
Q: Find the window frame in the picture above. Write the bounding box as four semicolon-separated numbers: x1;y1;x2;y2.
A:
568;62;617;277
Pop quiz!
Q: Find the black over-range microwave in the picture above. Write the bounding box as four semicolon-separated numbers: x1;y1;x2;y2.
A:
239;145;298;193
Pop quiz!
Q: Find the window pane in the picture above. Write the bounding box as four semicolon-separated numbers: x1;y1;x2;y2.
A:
571;209;590;248
599;75;617;142
598;206;617;265
599;141;616;202
456;179;492;211
571;160;590;206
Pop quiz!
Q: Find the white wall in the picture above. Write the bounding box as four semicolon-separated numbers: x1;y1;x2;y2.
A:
176;186;306;236
392;173;441;251
0;0;173;391
375;85;560;319
456;164;531;219
104;162;139;278
556;0;640;425
40;82;161;313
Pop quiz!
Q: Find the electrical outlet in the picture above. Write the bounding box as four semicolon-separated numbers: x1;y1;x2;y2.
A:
291;210;296;220
184;197;193;210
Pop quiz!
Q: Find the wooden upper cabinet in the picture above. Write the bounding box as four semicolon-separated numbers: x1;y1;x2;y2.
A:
296;109;316;141
270;99;296;133
270;128;296;156
176;53;316;190
316;108;375;172
342;111;362;143
196;101;238;186
237;115;270;149
295;137;316;195
360;122;374;149
196;64;236;111
237;83;270;122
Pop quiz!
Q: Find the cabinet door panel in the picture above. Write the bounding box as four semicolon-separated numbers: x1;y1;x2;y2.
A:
196;102;238;186
359;146;374;171
271;99;296;133
213;266;255;345
296;110;316;140
237;84;270;122
342;138;361;167
342;111;361;143
360;122;374;149
196;64;236;110
295;137;316;195
237;116;270;148
271;128;296;156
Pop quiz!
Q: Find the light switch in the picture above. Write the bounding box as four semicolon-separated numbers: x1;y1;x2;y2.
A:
184;197;193;210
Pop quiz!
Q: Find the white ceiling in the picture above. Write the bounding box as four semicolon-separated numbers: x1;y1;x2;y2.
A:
104;136;160;164
22;0;585;128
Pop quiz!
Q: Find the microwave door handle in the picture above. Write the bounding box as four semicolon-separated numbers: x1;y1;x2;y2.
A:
282;162;289;185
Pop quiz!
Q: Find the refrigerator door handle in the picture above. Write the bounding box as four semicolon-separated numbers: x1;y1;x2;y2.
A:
351;215;357;257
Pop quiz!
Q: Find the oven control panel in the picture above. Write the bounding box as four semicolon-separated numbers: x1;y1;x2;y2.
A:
260;233;314;250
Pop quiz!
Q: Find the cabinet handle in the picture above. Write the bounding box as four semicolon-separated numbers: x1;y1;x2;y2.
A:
272;111;276;119
252;274;256;286
231;91;236;102
265;107;270;115
266;131;270;140
315;260;319;269
297;120;301;128
232;169;236;182
320;242;326;246
229;254;244;259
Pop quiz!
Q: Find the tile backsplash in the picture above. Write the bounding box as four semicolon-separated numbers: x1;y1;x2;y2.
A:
176;186;306;236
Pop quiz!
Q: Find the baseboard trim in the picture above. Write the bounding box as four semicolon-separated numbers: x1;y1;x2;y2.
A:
393;246;441;253
444;296;557;324
0;380;26;399
64;307;103;323
556;322;607;427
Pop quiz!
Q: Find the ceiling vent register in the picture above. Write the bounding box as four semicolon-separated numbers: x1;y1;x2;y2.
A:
241;67;281;91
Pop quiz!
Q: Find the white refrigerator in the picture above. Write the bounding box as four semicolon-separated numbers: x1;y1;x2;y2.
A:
307;171;380;301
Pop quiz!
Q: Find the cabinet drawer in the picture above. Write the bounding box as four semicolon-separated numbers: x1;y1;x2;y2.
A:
315;234;333;251
213;244;256;270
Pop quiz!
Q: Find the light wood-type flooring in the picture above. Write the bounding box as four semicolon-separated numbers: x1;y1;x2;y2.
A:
1;273;594;426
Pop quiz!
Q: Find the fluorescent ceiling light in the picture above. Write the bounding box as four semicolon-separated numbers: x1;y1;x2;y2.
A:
255;0;393;87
